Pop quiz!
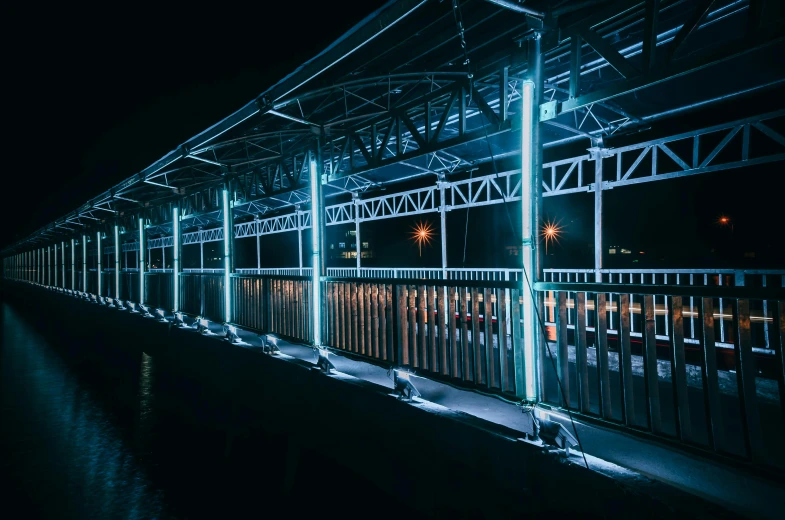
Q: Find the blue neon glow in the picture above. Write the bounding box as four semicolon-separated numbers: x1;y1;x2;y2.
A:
139;218;144;304
114;225;120;299
222;189;231;323
82;236;87;291
520;79;536;401
71;238;75;290
309;155;321;346
96;232;102;296
173;206;180;312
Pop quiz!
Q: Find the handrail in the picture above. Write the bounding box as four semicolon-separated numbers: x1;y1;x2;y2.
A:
535;282;785;301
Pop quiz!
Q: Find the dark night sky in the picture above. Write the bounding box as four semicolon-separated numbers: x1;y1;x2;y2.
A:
3;2;782;270
1;2;388;251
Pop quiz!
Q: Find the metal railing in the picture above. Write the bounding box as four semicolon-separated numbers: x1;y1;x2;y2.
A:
535;281;785;467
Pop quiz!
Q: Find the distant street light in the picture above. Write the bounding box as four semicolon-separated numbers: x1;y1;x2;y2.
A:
541;220;563;256
410;220;435;257
717;215;734;233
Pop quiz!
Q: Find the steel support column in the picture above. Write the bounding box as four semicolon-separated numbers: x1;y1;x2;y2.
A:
96;232;102;296
296;209;303;274
82;236;87;292
589;147;608;283
256;218;261;271
519;31;543;401
173;206;181;312
310;144;324;347
353;193;361;276
223;181;234;323
61;241;66;289
114;225;120;299
139;219;146;304
438;177;448;279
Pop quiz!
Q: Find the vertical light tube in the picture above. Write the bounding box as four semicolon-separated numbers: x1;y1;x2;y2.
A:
139;218;145;303
353;194;361;277
309;152;322;347
114;225;120;299
439;179;448;279
173;206;180;312
71;238;75;289
96;232;102;296
48;246;51;286
54;243;58;287
61;241;66;288
222;187;232;323
82;235;87;291
520;79;537;401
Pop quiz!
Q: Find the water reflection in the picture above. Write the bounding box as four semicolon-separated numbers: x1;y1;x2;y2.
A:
0;302;168;519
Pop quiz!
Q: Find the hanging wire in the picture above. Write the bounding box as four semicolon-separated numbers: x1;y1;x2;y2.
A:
451;4;589;467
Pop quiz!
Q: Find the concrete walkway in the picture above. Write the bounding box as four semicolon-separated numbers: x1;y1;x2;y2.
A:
189;317;784;519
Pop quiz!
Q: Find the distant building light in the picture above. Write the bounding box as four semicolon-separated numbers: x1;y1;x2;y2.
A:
608;248;616;255
639;251;645;254
348;230;356;236
339;242;346;249
329;244;334;249
362;241;369;249
621;248;631;254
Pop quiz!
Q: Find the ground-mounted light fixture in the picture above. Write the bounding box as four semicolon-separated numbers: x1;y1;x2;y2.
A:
155;308;168;322
315;347;335;373
257;334;281;355
172;311;185;327
193;316;209;334
127;301;138;313
223;323;239;343
392;369;421;402
536;412;579;457
139;304;154;318
114;299;126;310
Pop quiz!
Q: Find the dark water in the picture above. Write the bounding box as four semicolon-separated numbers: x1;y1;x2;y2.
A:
0;300;413;519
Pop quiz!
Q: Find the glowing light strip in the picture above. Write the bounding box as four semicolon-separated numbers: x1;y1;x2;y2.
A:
61;241;65;288
82;236;87;291
139;218;145;303
310;154;322;346
223;189;231;323
520;79;536;401
96;232;102;296
114;225;120;298
54;243;58;287
173;206;180;312
71;238;75;289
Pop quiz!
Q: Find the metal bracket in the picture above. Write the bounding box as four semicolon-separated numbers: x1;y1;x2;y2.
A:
540;100;558;122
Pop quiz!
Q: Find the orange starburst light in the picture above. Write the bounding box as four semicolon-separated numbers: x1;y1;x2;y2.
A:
410;220;435;257
541;220;563;255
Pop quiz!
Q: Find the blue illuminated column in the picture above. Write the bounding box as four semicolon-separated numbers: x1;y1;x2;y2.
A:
519;77;538;402
61;241;66;289
82;235;87;292
222;183;234;323
309;148;324;347
139;218;146;304
96;232;102;296
114;225;120;299
71;238;75;289
173;206;181;312
47;246;51;286
54;243;58;287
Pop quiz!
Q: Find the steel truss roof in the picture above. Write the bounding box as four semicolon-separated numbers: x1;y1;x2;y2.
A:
4;0;784;255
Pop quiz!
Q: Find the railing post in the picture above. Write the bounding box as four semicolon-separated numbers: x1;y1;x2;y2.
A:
223;179;234;323
173;206;181;313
